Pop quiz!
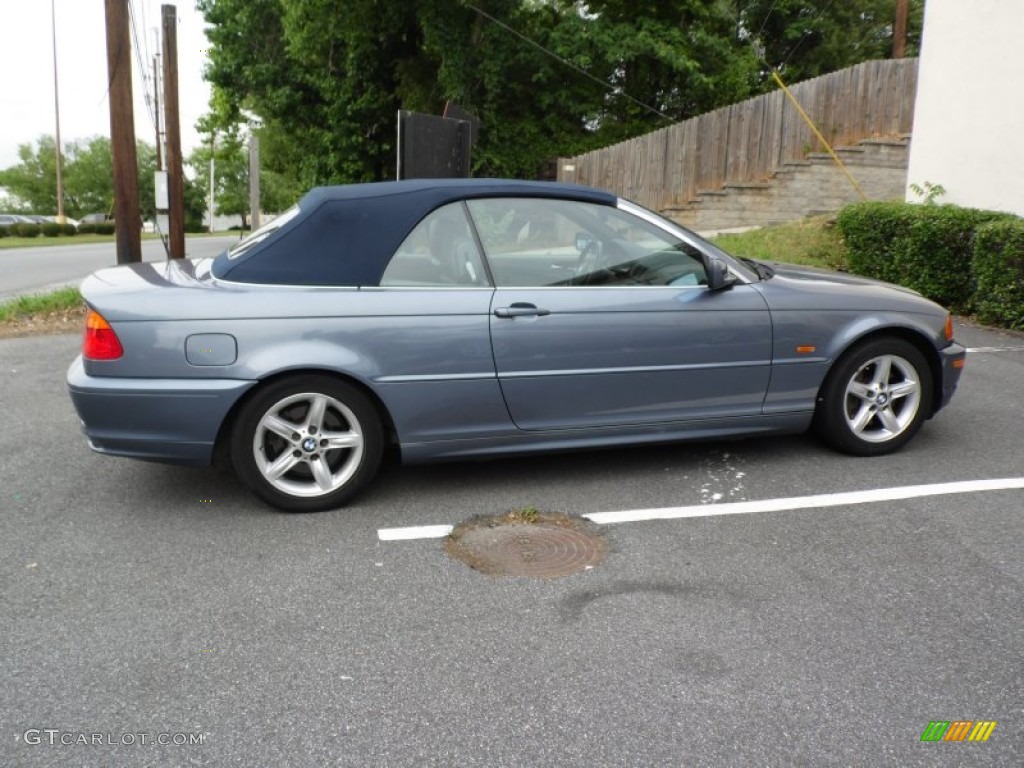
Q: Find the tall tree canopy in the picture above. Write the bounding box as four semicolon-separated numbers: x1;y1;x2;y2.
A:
197;0;921;191
0;136;158;220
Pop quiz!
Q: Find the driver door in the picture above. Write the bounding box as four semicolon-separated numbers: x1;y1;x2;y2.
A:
466;197;772;431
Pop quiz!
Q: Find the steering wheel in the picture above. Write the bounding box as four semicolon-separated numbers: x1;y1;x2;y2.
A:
574;240;604;280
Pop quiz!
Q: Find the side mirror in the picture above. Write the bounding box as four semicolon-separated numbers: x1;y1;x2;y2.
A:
706;256;738;291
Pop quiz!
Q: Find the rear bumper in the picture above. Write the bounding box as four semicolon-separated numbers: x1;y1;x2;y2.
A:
935;341;967;414
66;356;256;466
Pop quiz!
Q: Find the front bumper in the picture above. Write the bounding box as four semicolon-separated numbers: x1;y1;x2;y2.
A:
67;356;256;466
935;341;967;414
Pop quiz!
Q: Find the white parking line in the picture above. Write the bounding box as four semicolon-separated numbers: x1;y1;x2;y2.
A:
378;524;454;541
966;346;1024;353
377;478;1024;541
585;478;1024;525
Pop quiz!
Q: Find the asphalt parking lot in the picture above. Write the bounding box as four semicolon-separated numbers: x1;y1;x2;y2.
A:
2;322;1022;766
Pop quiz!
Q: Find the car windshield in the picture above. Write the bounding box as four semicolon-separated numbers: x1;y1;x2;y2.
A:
226;206;301;260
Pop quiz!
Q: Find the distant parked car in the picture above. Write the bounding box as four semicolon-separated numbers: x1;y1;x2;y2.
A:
81;213;113;225
67;179;967;512
0;213;33;227
43;215;80;229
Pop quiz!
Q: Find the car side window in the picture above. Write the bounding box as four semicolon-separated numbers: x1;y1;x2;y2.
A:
466;198;708;288
379;202;490;287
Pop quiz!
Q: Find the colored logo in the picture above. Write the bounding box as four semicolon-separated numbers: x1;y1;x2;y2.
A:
920;721;997;742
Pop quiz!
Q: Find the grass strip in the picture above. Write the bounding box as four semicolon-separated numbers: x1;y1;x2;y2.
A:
712;215;846;270
0;286;84;322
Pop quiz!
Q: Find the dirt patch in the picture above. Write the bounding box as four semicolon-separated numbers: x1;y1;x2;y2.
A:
0;307;85;339
445;508;608;578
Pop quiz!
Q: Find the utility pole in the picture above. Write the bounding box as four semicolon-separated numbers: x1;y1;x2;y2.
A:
152;55;162;170
893;0;909;59
208;134;216;233
51;0;65;224
104;0;142;264
162;4;185;258
249;132;261;231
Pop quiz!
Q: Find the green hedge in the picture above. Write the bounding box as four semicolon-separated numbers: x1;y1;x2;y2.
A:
836;201;915;284
0;226;8;238
94;222;116;235
838;202;1013;313
41;222;62;237
973;219;1024;329
13;223;41;238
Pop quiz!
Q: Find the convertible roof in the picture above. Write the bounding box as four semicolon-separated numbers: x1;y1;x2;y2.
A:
212;179;617;286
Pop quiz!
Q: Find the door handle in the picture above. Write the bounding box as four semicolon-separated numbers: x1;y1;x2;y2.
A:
493;302;551;318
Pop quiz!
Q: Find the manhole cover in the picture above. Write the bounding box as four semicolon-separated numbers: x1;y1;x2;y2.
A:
444;509;607;578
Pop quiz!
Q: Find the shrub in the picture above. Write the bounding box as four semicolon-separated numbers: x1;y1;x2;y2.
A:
838;202;1012;312
837;202;914;284
77;223;96;234
0;226;9;239
93;222;116;235
13;223;41;238
61;223;77;236
896;206;1011;312
41;222;62;237
973;219;1024;330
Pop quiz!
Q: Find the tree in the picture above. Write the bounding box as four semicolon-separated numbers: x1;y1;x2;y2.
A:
0;135;158;220
188;130;251;227
740;0;925;83
0;136;61;214
196;0;922;187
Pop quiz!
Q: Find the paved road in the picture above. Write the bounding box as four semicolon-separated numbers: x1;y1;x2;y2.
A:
1;322;1022;766
0;236;240;300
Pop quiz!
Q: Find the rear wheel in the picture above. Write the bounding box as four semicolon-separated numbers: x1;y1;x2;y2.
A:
814;338;933;456
231;375;383;512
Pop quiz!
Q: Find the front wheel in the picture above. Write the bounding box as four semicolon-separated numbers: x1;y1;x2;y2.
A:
814;338;933;456
231;375;384;512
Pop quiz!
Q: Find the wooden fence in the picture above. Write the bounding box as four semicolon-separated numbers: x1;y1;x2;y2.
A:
556;58;919;210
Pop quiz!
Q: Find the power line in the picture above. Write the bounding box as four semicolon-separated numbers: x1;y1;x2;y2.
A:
127;0;158;131
778;0;837;72
463;3;673;122
137;0;152;64
753;0;781;43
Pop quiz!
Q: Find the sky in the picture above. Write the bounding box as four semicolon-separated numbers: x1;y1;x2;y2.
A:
0;0;211;171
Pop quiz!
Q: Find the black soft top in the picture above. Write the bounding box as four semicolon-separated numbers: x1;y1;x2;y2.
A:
211;179;616;286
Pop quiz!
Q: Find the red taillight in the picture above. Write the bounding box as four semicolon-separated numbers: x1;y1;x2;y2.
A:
83;309;123;360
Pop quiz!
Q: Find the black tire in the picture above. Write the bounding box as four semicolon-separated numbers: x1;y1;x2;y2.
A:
814;338;933;456
231;375;384;512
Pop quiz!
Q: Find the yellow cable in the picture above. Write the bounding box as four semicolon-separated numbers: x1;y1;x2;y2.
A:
771;70;868;201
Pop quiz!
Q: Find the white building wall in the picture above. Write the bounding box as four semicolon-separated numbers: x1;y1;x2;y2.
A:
906;0;1024;215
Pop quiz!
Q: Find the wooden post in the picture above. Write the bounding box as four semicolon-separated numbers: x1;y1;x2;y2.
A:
51;0;66;224
104;0;142;264
249;133;261;231
152;55;162;170
162;4;185;258
893;0;909;59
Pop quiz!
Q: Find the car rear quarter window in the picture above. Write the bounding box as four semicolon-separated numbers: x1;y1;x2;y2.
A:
380;203;490;287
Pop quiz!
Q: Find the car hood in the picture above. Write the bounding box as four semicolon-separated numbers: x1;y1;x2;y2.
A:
753;262;945;314
767;262;922;295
